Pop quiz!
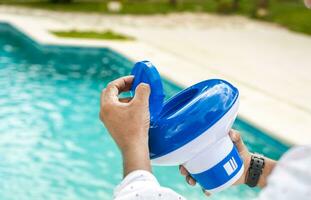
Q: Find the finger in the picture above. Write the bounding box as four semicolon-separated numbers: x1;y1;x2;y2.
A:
186;175;196;186
229;130;247;153
109;75;134;93
104;76;134;102
100;88;116;112
179;165;190;176
202;189;211;197
132;83;150;105
119;97;132;103
100;88;108;109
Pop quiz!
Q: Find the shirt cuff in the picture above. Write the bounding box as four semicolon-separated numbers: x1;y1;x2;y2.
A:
114;170;160;197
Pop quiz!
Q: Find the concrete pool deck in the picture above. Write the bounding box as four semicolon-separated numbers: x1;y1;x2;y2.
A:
1;6;311;146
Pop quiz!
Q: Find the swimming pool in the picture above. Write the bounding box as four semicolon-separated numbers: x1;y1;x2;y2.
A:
0;23;289;200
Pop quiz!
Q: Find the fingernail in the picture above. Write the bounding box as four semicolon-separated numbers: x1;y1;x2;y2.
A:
140;83;149;88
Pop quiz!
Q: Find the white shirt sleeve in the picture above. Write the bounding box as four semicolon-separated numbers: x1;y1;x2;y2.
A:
256;145;311;200
114;170;186;200
114;146;311;200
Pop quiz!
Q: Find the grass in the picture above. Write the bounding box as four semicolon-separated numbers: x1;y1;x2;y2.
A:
1;0;217;14
1;0;311;35
268;1;311;35
51;30;134;40
237;0;311;35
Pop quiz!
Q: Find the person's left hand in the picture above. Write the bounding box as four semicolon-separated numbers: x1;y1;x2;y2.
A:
179;130;252;197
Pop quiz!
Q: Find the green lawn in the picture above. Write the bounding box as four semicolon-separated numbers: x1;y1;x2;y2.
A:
1;0;311;35
268;2;311;35
51;30;134;40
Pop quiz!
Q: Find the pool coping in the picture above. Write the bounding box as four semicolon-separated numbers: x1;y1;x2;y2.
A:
1;13;310;146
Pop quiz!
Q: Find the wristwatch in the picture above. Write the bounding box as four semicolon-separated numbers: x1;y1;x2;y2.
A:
245;154;265;187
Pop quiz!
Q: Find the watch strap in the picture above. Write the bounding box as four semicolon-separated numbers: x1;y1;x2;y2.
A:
245;154;265;187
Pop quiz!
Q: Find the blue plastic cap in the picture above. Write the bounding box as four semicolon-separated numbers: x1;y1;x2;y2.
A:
130;61;165;122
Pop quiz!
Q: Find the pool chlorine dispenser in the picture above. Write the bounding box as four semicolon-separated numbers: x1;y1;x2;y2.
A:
130;61;244;193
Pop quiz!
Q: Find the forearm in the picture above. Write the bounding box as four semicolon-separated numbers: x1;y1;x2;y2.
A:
257;156;277;188
121;139;151;177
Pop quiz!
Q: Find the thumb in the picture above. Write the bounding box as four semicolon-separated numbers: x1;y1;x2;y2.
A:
229;130;247;153
133;83;150;105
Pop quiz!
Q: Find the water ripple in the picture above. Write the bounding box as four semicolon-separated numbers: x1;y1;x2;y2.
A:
0;24;286;200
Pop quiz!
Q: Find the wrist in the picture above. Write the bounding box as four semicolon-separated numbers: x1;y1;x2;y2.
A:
121;137;151;177
120;135;148;154
233;153;252;185
121;140;149;158
257;157;276;188
244;154;276;188
245;154;265;187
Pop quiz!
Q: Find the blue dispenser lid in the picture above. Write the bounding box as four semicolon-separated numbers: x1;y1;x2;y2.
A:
130;61;165;121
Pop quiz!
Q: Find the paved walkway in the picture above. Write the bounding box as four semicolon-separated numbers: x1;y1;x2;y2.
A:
1;6;311;145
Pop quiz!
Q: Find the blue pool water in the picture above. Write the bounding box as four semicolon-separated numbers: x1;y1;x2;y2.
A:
0;23;289;200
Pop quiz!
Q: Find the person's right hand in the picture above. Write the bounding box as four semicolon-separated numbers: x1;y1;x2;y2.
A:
179;130;252;197
99;75;151;152
99;76;152;176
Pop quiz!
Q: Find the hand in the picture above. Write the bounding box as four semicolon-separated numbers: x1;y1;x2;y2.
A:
179;129;252;197
99;76;151;176
305;0;311;8
100;75;150;151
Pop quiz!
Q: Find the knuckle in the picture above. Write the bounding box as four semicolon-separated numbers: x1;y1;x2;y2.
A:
101;102;113;114
232;129;240;134
235;132;241;141
106;82;115;89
